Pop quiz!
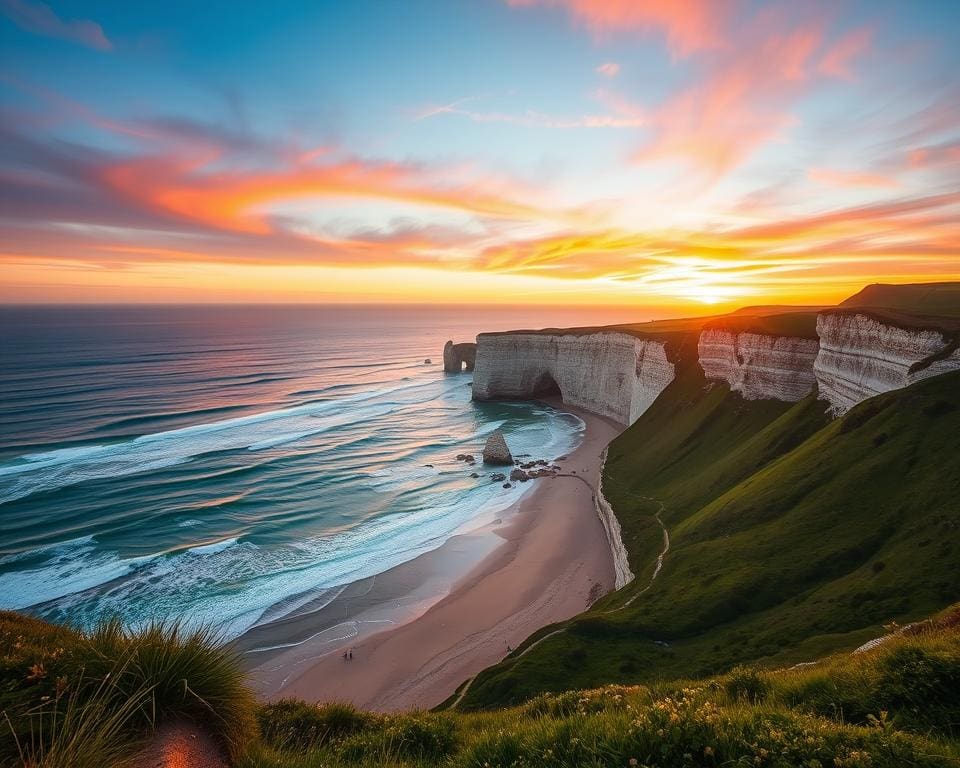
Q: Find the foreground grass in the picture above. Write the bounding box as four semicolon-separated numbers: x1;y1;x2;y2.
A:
242;620;960;767
0;612;257;766
3;610;958;766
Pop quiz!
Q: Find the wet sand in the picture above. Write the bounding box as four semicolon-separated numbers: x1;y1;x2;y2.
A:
241;399;621;711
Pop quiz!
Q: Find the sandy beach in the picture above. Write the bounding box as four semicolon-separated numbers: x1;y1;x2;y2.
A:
240;399;621;711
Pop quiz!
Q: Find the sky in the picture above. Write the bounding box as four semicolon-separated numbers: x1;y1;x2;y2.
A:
1;0;959;311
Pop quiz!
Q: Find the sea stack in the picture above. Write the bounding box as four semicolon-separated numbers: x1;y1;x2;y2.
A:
482;429;513;465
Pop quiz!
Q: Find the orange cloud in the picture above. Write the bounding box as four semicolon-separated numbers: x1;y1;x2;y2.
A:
98;153;553;235
808;167;898;189
508;0;732;58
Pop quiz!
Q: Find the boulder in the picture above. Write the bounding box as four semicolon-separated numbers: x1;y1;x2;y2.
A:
482;430;513;465
510;468;529;482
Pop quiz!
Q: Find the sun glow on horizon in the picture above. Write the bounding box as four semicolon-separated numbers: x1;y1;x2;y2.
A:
1;1;958;306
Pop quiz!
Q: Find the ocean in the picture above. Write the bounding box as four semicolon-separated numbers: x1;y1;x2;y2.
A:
0;304;644;640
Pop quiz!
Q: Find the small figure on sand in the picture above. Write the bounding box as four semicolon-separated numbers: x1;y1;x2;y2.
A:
348;648;354;660
343;650;348;661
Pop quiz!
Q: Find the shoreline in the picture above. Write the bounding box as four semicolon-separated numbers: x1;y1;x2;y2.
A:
239;398;622;711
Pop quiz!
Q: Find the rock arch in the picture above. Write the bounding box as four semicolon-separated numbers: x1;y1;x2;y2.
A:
443;340;477;372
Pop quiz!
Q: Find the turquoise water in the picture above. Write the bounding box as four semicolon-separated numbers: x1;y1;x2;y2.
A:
0;305;634;639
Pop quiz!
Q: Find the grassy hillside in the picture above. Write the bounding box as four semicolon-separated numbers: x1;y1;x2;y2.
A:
2;610;958;767
701;311;819;339
457;369;960;710
841;282;960;316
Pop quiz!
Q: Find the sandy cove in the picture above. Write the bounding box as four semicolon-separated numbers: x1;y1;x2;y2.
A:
243;400;621;711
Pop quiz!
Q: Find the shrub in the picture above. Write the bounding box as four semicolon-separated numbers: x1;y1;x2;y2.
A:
338;712;457;762
522;684;647;718
0;613;257;763
875;644;960;732
723;665;770;703
465;689;947;768
257;699;372;750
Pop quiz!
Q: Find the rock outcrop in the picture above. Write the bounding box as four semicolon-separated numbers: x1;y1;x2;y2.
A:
471;332;675;426
814;311;960;414
443;341;477;372
482;430;513;465
698;328;819;402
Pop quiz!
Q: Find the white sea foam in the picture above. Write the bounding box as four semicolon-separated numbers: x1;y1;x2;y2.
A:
1;372;583;641
0;378;437;505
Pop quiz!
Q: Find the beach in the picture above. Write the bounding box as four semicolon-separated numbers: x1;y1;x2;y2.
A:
240;400;621;711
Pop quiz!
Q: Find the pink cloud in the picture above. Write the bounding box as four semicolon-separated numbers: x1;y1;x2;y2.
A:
596;61;620;77
0;0;111;50
507;0;732;58
818;27;872;81
630;14;828;179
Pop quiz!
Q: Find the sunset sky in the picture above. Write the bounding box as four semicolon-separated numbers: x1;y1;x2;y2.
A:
1;0;958;311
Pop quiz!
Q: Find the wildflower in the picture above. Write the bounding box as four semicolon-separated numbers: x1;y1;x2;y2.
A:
629;760;638;766
26;662;46;680
704;746;714;756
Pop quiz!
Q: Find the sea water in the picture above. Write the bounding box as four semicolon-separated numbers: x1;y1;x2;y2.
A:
0;304;640;640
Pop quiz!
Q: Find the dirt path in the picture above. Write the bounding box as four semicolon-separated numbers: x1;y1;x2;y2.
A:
133;721;227;768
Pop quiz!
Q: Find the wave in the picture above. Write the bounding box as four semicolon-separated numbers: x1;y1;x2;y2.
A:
5;402;581;640
0;377;441;505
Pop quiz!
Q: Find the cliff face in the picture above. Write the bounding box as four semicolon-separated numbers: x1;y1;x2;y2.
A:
471;332;674;426
814;312;960;414
698;329;819;402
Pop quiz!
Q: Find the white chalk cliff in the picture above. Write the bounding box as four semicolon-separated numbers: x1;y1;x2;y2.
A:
698;329;819;402
814;311;960;414
471;332;675;426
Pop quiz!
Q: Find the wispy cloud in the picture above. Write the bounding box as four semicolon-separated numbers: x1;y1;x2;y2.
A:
818;26;873;81
596;61;620;77
412;95;646;129
0;0;111;50
807;167;898;189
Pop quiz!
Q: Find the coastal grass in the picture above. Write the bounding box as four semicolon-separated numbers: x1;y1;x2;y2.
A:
458;369;960;709
5;609;960;767
0;612;257;764
240;621;960;767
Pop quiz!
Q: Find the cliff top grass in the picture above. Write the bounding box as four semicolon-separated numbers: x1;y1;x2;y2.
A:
699;311;819;340
476;282;959;347
458;369;960;712
2;609;959;767
840;281;960;316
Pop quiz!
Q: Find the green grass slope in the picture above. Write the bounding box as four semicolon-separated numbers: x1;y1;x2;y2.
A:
458;370;960;710
841;282;960;316
5;610;960;767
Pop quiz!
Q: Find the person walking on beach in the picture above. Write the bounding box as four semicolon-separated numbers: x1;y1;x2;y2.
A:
343;650;348;661
348;648;353;660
